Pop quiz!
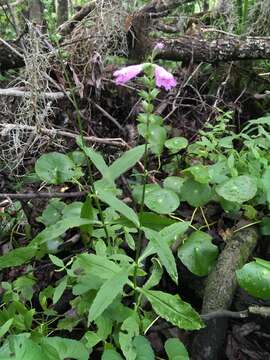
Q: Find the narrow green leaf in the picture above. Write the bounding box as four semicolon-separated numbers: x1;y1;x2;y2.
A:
106;145;145;181
0;246;37;270
139;289;204;330
49;254;64;268
0;318;13;338
88;267;131;323
165;338;189;360
143;228;178;284
76;136;109;176
53;276;67;304
119;314;140;360
80;194;94;234
97;189;139;227
143;258;163;290
72;253;121;280
31;218;98;246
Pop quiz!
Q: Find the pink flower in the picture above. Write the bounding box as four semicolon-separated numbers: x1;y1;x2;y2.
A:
113;64;143;85
113;64;177;91
154;42;164;50
154;65;177;91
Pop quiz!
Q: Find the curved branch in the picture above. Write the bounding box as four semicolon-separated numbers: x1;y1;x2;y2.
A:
192;227;258;360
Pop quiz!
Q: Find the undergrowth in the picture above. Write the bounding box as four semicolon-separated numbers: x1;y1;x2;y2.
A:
1;34;270;360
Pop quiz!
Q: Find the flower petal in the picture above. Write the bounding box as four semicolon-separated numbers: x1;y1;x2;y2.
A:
154;65;177;91
154;42;164;50
113;64;143;85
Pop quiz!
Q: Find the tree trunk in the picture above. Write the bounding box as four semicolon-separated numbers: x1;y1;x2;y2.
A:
56;0;69;27
28;0;44;26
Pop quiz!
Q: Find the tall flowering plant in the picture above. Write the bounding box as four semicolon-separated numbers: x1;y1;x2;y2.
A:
113;43;177;156
113;44;178;298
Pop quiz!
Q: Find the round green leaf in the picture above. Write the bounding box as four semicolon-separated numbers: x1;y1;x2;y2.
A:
183;165;210;184
165;137;188;154
236;259;270;300
132;184;161;204
215;176;257;203
35;152;76;184
163;176;185;194
178;230;218;276
145;188;180;214
181;179;212;207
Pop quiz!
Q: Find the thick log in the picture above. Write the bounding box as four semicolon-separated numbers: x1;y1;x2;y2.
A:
191;227;258;360
156;35;270;63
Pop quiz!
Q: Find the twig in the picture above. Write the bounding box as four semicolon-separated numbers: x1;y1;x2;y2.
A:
0;124;128;148
201;306;270;321
201;309;249;321
91;100;125;133
0;37;24;58
0;192;87;200
0;88;67;100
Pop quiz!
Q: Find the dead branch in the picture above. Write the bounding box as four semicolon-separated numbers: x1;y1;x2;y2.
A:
57;1;95;36
0;88;67;100
0;124;128;148
155;35;270;63
0;191;87;200
139;0;194;15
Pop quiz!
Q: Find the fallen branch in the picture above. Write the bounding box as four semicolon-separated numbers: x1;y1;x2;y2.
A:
192;227;258;360
57;1;95;36
201;306;270;321
0;88;67;100
0;124;128;148
140;0;194;15
0;191;87;200
156;35;270;63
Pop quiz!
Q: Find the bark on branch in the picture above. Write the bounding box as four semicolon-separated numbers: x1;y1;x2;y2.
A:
140;0;194;15
192;227;258;360
156;35;270;63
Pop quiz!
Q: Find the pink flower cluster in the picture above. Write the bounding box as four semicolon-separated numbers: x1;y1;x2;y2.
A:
113;63;177;91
